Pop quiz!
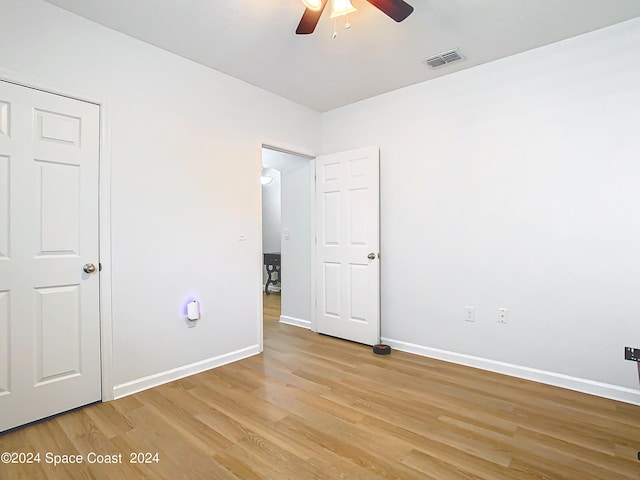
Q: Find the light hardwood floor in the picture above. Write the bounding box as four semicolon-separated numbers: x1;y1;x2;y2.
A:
1;293;639;479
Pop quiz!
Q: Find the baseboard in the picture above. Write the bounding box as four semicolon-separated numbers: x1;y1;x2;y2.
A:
262;284;281;293
112;344;261;399
279;315;311;329
382;337;640;406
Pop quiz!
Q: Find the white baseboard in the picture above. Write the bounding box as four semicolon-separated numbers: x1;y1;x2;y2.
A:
112;344;261;399
262;284;281;293
280;315;311;329
382;337;640;406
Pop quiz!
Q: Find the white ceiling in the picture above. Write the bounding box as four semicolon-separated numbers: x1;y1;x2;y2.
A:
44;0;640;112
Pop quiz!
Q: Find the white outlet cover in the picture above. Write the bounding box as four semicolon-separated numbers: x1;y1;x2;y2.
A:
465;306;476;322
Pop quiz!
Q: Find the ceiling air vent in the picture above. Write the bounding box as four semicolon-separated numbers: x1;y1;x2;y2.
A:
424;49;462;68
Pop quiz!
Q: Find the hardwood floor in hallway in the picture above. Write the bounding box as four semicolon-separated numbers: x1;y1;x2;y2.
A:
1;292;639;479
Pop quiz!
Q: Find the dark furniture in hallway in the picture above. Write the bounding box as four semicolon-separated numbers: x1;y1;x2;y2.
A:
263;252;281;295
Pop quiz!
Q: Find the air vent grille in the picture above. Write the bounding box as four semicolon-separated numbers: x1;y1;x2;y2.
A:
424;49;462;68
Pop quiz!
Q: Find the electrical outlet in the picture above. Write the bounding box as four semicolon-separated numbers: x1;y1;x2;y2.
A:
624;347;640;362
465;306;476;322
498;308;508;323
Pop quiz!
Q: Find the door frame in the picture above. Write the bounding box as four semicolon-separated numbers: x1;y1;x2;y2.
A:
0;69;114;402
259;141;318;349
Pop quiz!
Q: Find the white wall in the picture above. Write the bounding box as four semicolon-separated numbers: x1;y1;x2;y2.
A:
0;0;320;395
261;167;282;255
280;157;312;326
322;17;640;398
262;149;312;327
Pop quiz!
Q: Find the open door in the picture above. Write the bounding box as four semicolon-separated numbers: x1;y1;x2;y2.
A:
315;146;380;345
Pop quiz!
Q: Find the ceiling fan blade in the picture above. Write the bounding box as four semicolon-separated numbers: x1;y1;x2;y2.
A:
296;0;329;34
366;0;414;22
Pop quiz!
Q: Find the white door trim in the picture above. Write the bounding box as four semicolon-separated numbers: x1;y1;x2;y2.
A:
0;69;114;402
308;156;317;332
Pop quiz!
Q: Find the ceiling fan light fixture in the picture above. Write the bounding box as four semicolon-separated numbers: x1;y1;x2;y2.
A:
296;0;413;35
302;0;324;11
330;0;357;18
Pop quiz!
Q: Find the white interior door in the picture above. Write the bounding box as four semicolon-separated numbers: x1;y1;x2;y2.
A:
316;146;380;345
0;80;101;432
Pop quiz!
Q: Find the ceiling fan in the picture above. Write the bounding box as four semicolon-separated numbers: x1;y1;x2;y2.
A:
296;0;414;35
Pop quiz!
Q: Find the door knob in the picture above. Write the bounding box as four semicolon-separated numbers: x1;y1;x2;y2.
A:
367;253;376;260
83;263;97;274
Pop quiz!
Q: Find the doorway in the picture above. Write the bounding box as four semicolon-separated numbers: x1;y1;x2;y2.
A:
259;144;381;347
261;146;313;329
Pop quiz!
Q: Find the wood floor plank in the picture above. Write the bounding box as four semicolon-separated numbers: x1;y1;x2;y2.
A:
1;292;639;479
